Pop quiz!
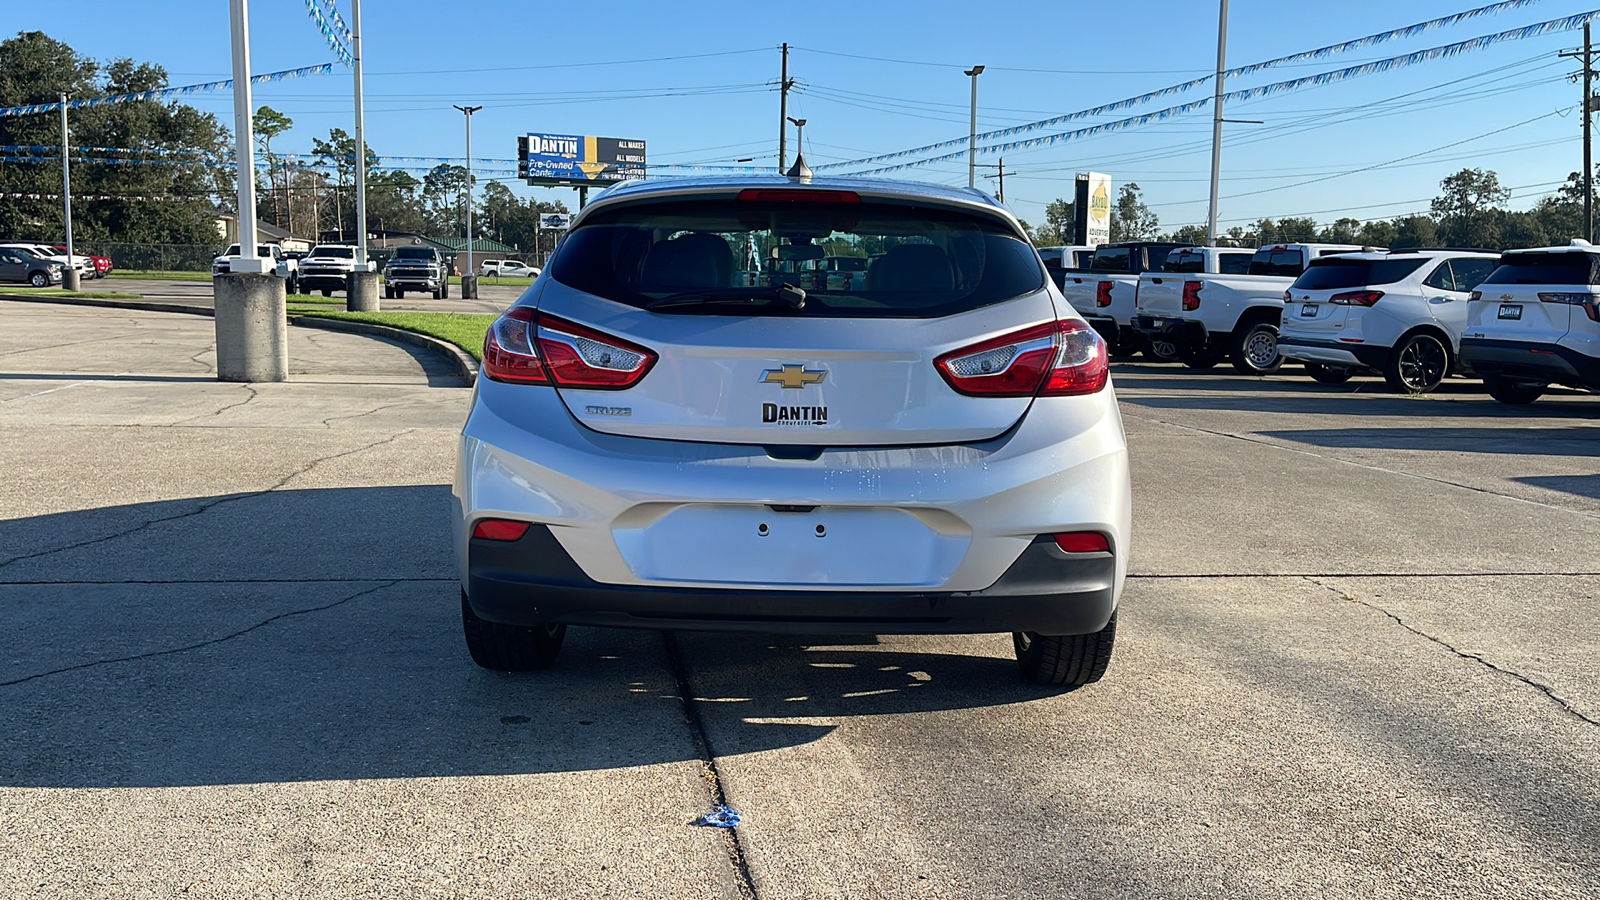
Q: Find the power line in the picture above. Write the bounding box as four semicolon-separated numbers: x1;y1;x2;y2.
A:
366;47;769;76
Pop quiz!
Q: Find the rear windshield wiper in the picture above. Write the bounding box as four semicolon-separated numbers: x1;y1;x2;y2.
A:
647;284;807;310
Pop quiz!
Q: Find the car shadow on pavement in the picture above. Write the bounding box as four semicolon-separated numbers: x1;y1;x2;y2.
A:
0;486;1062;788
1258;426;1600;456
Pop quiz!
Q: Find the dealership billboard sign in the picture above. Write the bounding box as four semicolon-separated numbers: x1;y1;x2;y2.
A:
519;133;646;188
1073;172;1112;247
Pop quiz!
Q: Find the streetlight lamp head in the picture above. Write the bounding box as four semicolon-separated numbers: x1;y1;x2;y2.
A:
965;65;985;76
787;116;806;127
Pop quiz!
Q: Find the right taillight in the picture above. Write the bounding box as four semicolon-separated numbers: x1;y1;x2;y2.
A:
1054;532;1111;553
482;308;657;388
1182;281;1202;311
1095;281;1113;307
935;320;1108;398
1540;292;1600;321
1330;290;1384;307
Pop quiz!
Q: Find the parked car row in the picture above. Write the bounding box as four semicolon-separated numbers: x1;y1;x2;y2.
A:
0;242;110;282
1053;238;1600;406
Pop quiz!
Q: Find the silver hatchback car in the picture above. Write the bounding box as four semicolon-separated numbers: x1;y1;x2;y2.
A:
454;175;1131;685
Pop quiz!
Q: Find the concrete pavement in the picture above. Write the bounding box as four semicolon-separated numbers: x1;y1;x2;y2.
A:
97;276;524;315
1;302;1596;898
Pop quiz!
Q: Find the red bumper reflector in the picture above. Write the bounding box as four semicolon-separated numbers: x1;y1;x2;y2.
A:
1054;532;1110;553
473;519;531;541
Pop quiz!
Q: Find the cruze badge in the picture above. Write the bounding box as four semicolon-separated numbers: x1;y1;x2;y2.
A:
760;364;827;389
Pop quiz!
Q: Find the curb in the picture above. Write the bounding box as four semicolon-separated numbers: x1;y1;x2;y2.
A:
290;314;479;385
1;295;478;385
0;293;214;317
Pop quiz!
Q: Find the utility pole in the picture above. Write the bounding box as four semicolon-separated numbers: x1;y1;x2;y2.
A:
58;93;77;291
351;0;369;267
455;104;482;297
778;43;793;172
1206;0;1229;246
978;158;1015;204
965;66;985;188
1562;24;1597;241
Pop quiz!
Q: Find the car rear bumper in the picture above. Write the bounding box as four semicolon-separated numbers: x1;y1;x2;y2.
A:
467;525;1116;636
1460;337;1600;388
1133;315;1208;346
455;380;1130;606
1278;336;1389;369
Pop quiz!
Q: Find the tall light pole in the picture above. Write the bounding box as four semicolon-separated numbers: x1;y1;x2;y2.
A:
59;93;77;291
786;116;807;165
1206;0;1229;247
228;0;263;273
454;104;482;297
965;65;984;189
351;0;369;267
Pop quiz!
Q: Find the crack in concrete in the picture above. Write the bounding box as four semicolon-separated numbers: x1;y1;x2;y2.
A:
1120;410;1600;521
1304;575;1600;729
319;395;459;427
661;631;759;900
0;580;397;688
169;384;259;425
0;429;416;571
187;341;216;371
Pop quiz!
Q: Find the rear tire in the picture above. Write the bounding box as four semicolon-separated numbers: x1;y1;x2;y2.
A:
1014;613;1117;687
461;591;566;671
1231;322;1283;375
1306;362;1354;384
1178;340;1226;370
1482;374;1546;405
1384;332;1450;394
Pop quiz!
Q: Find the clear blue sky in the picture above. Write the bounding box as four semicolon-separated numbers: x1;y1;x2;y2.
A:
8;0;1596;232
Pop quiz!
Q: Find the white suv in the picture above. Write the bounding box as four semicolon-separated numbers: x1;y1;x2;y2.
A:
454;176;1130;686
1277;249;1498;392
1460;242;1600;404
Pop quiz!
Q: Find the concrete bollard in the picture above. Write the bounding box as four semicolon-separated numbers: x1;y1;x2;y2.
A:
460;275;478;299
346;271;380;311
63;268;80;291
213;273;288;382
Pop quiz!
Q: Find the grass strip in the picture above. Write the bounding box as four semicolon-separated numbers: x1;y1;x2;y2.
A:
106;270;211;281
293;310;494;360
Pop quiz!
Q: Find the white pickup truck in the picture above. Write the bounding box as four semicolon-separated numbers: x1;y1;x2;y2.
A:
1132;242;1369;374
1055;241;1191;358
211;242;300;293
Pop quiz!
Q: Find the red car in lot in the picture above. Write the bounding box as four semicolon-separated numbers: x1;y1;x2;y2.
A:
50;246;112;277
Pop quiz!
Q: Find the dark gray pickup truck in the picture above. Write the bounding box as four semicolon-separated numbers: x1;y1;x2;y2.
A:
383;246;449;299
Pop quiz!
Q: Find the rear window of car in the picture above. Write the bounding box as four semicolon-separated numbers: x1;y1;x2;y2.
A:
1290;257;1429;290
1088;247;1131;272
1481;252;1600;286
1249;249;1306;277
1161;250;1208;274
549;197;1044;318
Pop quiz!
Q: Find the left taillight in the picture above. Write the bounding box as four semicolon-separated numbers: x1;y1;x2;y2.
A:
482;308;657;389
935;319;1108;398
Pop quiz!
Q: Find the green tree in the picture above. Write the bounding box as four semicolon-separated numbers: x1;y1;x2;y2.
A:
1389;214;1438;249
1500;210;1548;250
1033;197;1076;245
252;105;292;228
1273;217;1320;242
1319;217;1362;244
1357;219;1398;248
423;163;471;235
1109;183;1159;241
311;127;379;240
1164;224;1208;246
477;180;569;257
0;31;230;246
1430;167;1508;249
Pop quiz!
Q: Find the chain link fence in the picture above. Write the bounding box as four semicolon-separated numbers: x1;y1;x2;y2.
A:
77;242;223;273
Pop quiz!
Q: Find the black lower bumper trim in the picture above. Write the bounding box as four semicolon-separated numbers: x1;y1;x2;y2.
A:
1278;336;1391;370
1460;338;1600;389
466;525;1117;636
1132;315;1208;346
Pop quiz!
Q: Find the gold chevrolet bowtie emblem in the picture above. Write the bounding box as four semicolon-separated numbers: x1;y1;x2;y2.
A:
761;364;827;389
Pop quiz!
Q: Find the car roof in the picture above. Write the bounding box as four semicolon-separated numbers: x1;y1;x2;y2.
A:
576;175;1018;231
1504;243;1600;256
1311;249;1496;262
